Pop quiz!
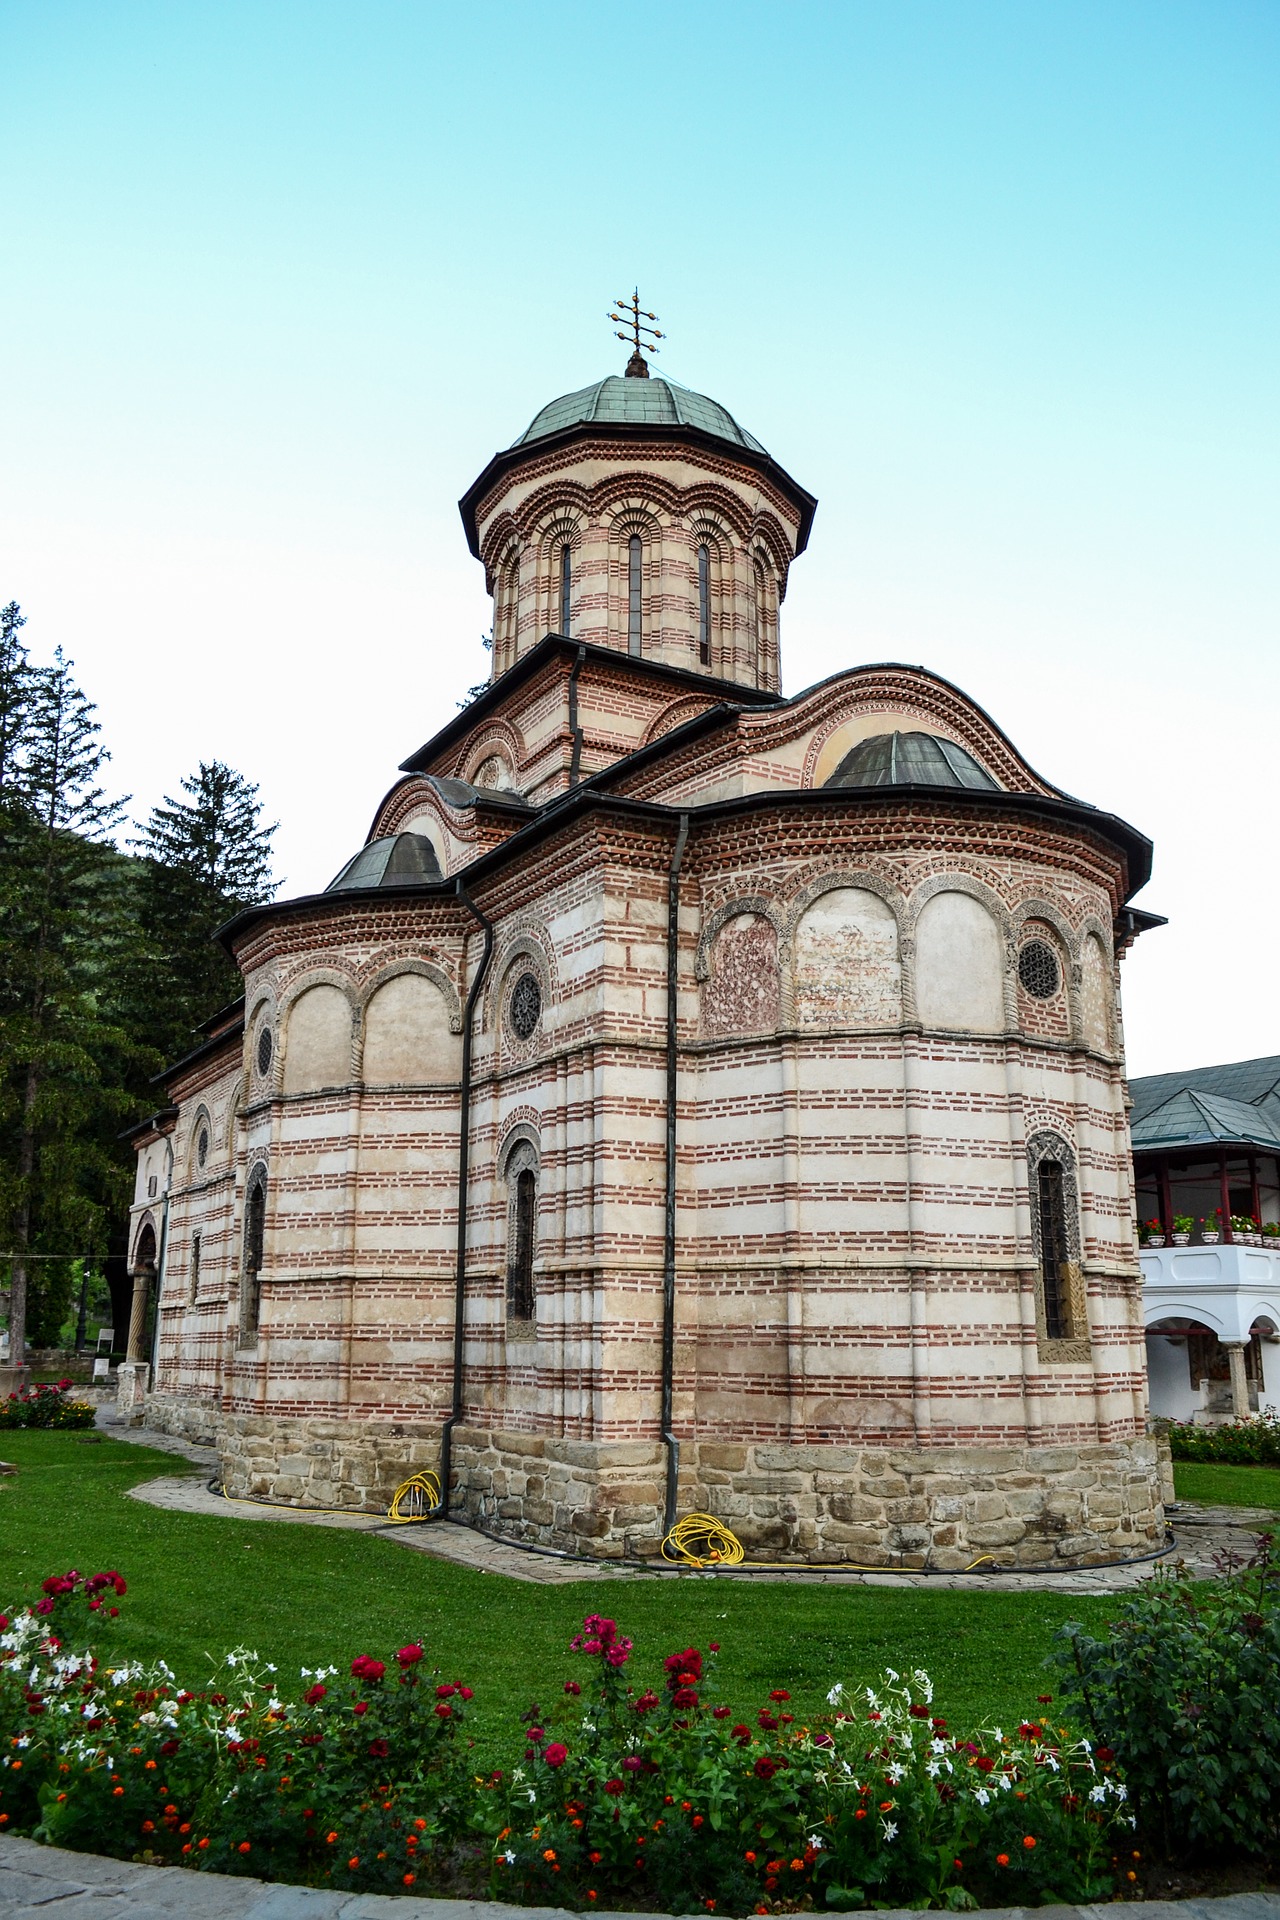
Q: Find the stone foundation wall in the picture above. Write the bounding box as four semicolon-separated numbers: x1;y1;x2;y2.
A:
143;1395;1168;1569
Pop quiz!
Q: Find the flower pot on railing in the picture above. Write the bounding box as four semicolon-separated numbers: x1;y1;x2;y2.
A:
1171;1232;1191;1246
1146;1233;1165;1248
1201;1230;1221;1244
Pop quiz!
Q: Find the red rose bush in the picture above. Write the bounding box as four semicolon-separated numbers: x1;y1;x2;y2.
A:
1;1578;1140;1908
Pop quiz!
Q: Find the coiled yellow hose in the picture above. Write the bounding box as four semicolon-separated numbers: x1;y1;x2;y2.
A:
218;1469;440;1524
660;1511;746;1567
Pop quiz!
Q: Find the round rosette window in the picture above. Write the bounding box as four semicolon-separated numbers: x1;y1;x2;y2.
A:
509;971;542;1040
256;1024;274;1077
1018;940;1060;1000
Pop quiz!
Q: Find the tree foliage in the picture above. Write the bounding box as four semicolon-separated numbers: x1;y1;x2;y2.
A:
0;606;275;1360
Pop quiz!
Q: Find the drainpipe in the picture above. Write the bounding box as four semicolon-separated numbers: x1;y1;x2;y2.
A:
660;812;690;1538
438;878;494;1518
567;643;587;787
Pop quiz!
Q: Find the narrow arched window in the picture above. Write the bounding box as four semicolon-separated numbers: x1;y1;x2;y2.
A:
509;1166;536;1320
241;1167;267;1346
503;556;520;662
1036;1158;1071;1340
559;542;572;638
697;543;711;666
627;535;643;656
189;1229;201;1306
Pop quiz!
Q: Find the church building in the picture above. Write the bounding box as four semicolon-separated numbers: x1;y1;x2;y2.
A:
126;322;1167;1568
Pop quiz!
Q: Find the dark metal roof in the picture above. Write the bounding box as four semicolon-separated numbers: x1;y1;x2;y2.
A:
514;375;770;456
827;730;999;791
1129;1054;1280;1149
326;832;443;893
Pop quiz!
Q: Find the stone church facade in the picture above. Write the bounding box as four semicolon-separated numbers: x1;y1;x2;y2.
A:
127;361;1166;1568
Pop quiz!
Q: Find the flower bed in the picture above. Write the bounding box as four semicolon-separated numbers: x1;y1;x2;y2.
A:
0;1575;1141;1911
0;1381;96;1431
1165;1411;1280;1467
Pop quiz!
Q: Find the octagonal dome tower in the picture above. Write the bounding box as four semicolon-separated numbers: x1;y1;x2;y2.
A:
459;358;816;695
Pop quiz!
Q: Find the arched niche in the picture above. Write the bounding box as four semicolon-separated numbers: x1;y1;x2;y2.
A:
1079;933;1113;1053
282;984;354;1094
363;972;460;1086
914;890;1004;1033
794;886;901;1028
701;911;779;1038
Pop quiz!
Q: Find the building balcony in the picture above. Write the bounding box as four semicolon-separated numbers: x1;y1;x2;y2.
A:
1141;1241;1280;1421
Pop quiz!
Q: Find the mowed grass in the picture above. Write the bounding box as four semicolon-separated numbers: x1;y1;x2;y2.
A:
0;1432;1120;1751
1173;1460;1280;1512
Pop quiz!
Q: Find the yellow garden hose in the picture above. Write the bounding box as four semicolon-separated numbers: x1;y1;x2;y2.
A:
217;1469;440;1524
660;1512;747;1567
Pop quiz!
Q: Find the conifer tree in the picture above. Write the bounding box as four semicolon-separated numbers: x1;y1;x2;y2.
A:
0;638;129;1364
131;762;277;1060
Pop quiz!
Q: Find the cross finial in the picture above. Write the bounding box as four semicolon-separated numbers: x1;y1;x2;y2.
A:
609;289;664;378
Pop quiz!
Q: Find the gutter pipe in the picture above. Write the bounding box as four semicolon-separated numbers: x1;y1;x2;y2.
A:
660;812;690;1538
437;878;494;1518
567;643;587;786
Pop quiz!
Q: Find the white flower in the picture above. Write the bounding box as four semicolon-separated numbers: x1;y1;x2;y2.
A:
974;1788;990;1806
1115;1784;1128;1802
881;1820;898;1841
827;1683;845;1705
266;1663;276;1673
911;1669;934;1704
926;1761;940;1778
885;1763;904;1785
503;1850;516;1865
15;1737;30;1751
885;1667;899;1682
930;1737;947;1755
512;1766;525;1782
807;1834;824;1850
1089;1785;1107;1804
999;1773;1012;1791
1044;1753;1060;1772
990;1726;1004;1742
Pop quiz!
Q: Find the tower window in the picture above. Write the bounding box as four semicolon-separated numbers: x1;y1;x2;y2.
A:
241;1166;267;1347
697;543;710;666
559;542;572;638
508;1165;536;1320
1036;1158;1071;1339
628;535;643;656
189;1230;201;1305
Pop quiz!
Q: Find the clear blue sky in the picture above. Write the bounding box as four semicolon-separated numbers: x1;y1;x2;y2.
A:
3;1;1276;1075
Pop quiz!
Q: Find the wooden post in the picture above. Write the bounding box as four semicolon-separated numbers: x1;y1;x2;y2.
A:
1159;1163;1174;1237
1249;1155;1261;1228
1219;1152;1233;1242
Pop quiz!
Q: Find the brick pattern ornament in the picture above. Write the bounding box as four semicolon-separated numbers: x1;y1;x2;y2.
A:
129;338;1166;1568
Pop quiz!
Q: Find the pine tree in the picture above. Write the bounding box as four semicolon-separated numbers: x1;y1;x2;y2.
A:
131;762;277;1060
0;642;129;1365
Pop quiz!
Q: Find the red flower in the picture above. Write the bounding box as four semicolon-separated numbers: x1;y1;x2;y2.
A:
543;1743;569;1768
974;1756;995;1774
996;1854;1010;1867
768;1689;790;1702
350;1656;385;1683
564;1681;581;1695
1096;1746;1115;1765
664;1647;703;1685
353;1702;368;1716
731;1724;751;1743
909;1703;930;1718
757;1710;778;1730
713;1704;730;1719
397;1644;424;1668
434;1704;452;1719
435;1683;456;1698
673;1687;698;1709
634;1691;660;1714
1023;1836;1037;1850
368;1738;389;1757
754;1756;785;1780
458;1686;473;1700
604;1778;625;1796
305;1684;327;1706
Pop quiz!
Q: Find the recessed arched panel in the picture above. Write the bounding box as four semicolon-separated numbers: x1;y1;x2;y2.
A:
363;972;460;1086
282;985;353;1094
702;913;779;1038
914;891;1004;1033
1080;934;1113;1052
795;887;901;1028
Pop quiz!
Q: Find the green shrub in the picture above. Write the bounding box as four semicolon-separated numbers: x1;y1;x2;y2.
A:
1166;1412;1280;1465
0;1381;96;1430
0;1578;1132;1910
1051;1532;1279;1862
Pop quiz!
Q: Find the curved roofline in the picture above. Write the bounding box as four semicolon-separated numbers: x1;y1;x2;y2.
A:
459;419;818;560
217;779;1153;960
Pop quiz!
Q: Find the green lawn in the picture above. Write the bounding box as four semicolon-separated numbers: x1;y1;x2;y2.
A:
0;1431;1118;1751
1173;1459;1280;1512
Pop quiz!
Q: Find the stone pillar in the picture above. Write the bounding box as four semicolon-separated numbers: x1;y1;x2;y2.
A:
116;1261;155;1418
1222;1341;1250;1419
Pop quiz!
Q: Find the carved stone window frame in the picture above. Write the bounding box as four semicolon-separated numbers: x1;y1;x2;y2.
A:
503;1137;539;1338
1026;1130;1091;1363
239;1161;268;1351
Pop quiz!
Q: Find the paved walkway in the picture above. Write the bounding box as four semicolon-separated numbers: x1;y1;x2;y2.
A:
2;1835;1278;1920
97;1409;1277;1593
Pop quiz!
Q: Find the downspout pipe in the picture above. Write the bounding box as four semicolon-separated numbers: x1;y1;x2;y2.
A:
437;878;494;1518
660;812;690;1539
147;1137;175;1386
567;643;587;787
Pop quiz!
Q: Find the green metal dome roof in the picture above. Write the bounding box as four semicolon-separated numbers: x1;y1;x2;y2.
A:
513;374;769;457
